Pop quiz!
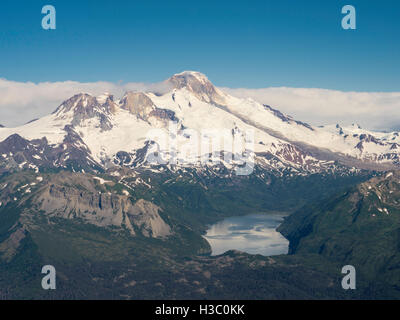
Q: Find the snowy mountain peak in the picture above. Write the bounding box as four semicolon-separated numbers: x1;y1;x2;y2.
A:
1;71;400;177
54;93;93;112
96;92;114;104
51;93;115;131
54;92;117;115
172;71;210;83
167;71;226;105
119;91;177;127
120;92;155;120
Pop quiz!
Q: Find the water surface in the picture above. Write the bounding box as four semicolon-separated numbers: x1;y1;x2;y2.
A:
204;213;289;256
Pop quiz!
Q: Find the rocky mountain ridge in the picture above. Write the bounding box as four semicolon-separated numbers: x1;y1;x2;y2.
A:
0;71;398;179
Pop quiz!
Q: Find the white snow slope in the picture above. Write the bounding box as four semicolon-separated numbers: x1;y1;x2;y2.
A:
1;71;399;173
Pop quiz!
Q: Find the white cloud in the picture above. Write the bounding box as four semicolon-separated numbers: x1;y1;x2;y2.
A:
222;87;400;131
0;78;399;131
0;79;171;127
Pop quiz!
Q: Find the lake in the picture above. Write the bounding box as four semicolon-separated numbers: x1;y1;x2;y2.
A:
203;213;289;256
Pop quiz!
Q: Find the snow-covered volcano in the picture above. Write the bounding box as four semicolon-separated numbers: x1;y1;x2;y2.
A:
0;71;399;175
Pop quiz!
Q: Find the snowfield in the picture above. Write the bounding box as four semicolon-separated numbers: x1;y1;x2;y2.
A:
0;71;399;174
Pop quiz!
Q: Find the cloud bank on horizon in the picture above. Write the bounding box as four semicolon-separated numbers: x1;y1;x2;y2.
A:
223;87;400;132
0;78;399;132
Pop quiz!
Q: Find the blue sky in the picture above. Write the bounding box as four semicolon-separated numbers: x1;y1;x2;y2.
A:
0;0;399;91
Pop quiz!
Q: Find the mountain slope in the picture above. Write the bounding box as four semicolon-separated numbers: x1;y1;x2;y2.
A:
0;71;398;178
278;171;400;297
0;71;398;299
0;168;371;299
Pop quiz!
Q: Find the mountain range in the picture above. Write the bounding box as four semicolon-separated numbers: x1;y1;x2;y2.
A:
0;71;399;177
0;71;398;299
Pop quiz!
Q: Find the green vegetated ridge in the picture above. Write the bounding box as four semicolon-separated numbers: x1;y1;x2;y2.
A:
278;171;400;299
1;168;398;299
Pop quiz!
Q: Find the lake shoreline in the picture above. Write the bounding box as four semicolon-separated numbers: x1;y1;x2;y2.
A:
203;212;290;257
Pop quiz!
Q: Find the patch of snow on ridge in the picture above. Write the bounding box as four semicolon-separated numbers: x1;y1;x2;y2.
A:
93;177;112;185
0;113;70;145
77;108;153;163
